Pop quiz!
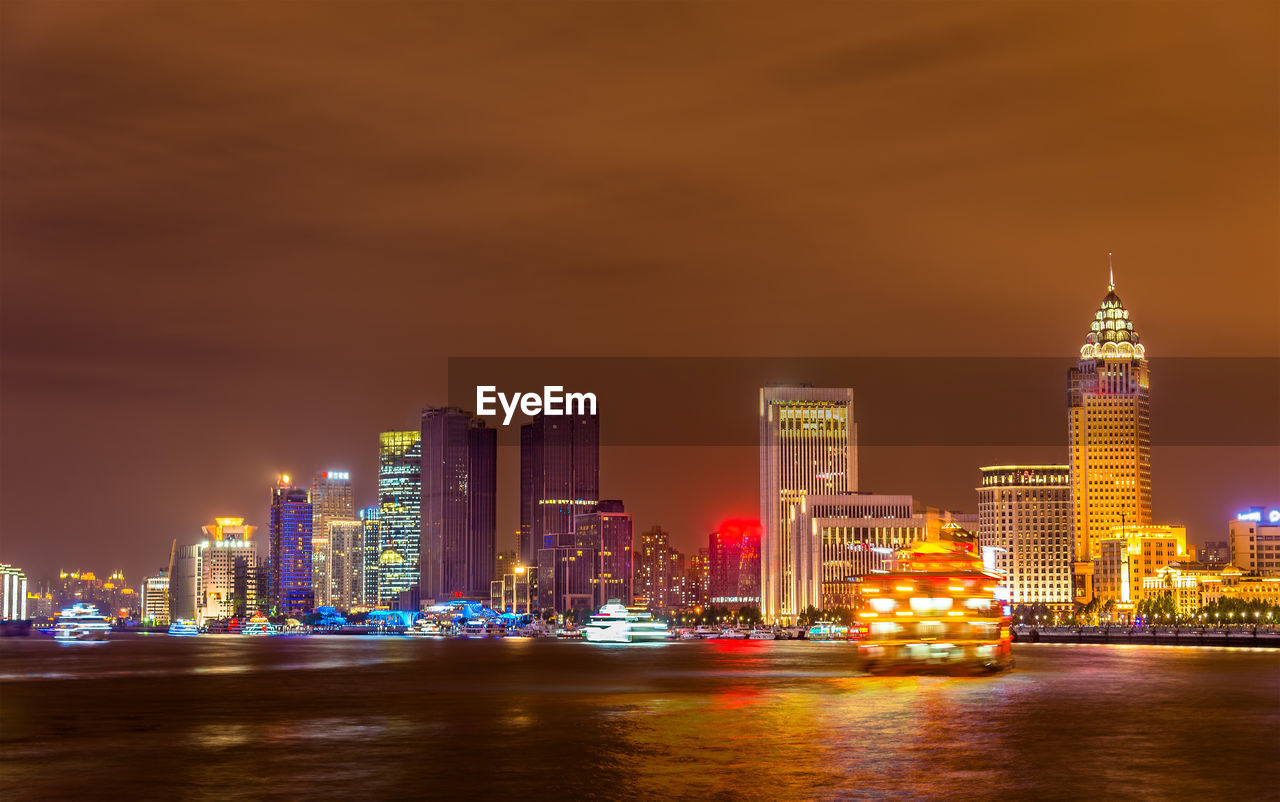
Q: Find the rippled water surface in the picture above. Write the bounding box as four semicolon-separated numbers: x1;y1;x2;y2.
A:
1;637;1277;800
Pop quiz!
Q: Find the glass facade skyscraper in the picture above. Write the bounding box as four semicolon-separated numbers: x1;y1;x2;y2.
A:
377;431;421;605
268;477;313;616
420;407;497;600
310;470;355;608
573;500;632;606
520;413;599;567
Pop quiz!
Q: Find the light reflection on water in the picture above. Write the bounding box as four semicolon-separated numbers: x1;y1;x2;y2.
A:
0;638;1276;800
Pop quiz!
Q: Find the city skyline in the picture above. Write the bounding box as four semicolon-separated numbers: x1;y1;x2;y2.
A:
2;1;1277;583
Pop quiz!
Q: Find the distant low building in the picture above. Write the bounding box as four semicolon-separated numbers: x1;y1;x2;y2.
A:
1228;507;1280;576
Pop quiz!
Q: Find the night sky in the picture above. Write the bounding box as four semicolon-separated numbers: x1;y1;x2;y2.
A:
2;1;1277;583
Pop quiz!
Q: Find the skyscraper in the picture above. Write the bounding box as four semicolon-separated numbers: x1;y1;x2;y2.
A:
269;476;313;616
327;518;364;610
759;386;856;622
1069;271;1151;603
573;500;633;606
420;408;497;600
977;466;1074;609
310;470;355;607
520;413;599;566
377;431;421;605
708;521;761;611
198;516;260;621
635;525;684;613
359;504;381;607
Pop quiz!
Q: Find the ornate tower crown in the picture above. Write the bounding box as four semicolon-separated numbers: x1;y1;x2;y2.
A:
1079;260;1145;360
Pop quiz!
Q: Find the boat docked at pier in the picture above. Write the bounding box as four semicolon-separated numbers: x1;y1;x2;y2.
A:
854;534;1013;675
582;601;670;643
53;603;112;642
241;613;278;637
167;619;200;636
405;619;449;637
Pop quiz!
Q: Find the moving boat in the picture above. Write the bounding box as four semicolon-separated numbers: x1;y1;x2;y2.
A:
582;600;670;643
53;604;112;642
806;621;849;641
855;535;1014;675
241;613;278;637
167;619;200;636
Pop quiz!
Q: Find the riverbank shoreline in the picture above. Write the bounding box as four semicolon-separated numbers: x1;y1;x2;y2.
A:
1014;628;1280;648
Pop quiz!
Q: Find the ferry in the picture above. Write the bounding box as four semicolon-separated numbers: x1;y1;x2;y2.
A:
748;627;777;640
457;618;506;638
806;621;850;641
855;536;1013;675
582;601;670;643
717;627;747;640
167;619;200;636
405;619;449;637
53;603;112;642
241;613;278;637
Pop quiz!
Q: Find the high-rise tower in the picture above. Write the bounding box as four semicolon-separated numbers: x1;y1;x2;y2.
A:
420;407;497;599
309;470;354;608
519;414;599;566
758;386;856;623
377;431;421;605
268;476;313;616
1068;269;1151;603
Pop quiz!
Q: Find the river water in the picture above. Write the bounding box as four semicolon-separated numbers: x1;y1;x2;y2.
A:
1;637;1276;800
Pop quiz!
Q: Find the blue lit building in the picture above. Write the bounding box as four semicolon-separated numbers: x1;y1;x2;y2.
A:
269;475;313;616
378;431;421;605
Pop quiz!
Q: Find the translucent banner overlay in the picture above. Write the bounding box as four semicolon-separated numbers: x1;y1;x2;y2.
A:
447;357;1279;447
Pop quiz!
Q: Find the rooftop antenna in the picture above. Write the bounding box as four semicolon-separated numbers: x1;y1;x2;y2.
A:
1108;252;1115;291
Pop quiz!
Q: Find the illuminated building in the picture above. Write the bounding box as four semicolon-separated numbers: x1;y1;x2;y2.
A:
1139;563;1220;618
573;500;633;606
378;431;421;605
490;563;533;614
1228;507;1280;576
708;521;760;610
310;471;355;607
327;519;364;610
519;413;599;566
759;386;856;623
635;525;684;613
359;505;381;606
269;476;313;616
1;564;28;620
175;517;260;624
420;407;497;600
789;493;973;611
1093;524;1190;609
1201;541;1229;566
1200;566;1280;607
141;571;169;625
686;548;710;609
537;533;596;613
1069;270;1151;602
977;466;1073;608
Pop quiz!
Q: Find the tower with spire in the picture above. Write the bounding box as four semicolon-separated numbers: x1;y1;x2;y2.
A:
1067;261;1152;604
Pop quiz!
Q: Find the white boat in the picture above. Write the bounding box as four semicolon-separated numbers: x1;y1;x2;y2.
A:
53;604;112;642
167;619;200;636
806;621;849;641
241;613;278;637
717;628;747;640
582;600;671;643
458;619;506;638
688;625;720;639
748;627;777;640
405;619;448;637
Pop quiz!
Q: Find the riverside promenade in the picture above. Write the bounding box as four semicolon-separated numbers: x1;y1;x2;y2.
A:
1014;625;1280;648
